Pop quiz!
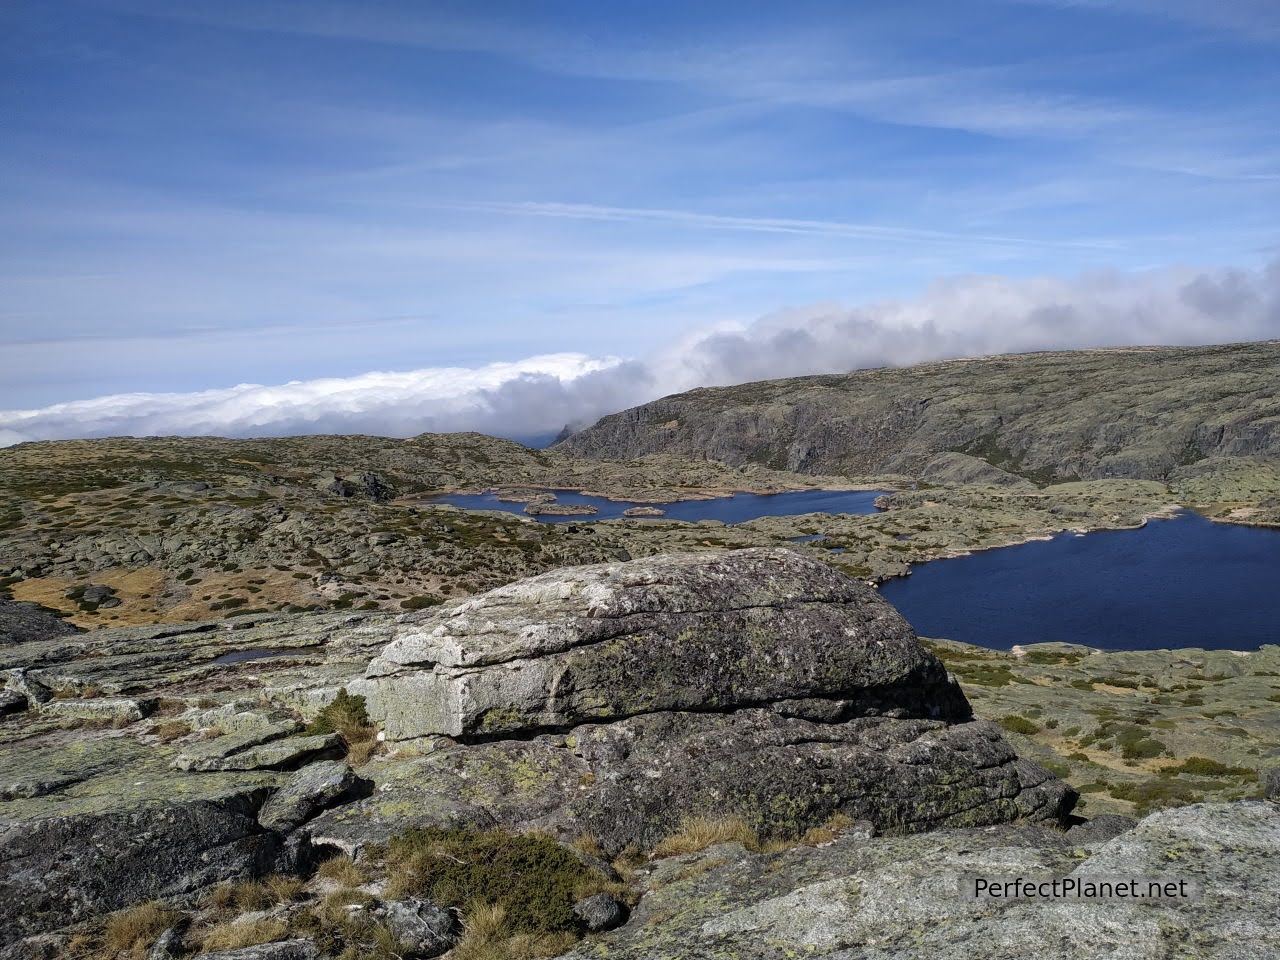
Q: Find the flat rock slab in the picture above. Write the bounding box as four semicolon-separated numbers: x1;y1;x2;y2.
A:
179;734;343;772
258;760;359;833
40;696;157;724
359;548;960;740
197;941;319;960
173;724;297;770
564;801;1280;960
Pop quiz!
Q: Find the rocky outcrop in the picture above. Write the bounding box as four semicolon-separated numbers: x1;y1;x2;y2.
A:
556;341;1280;482
920;452;1037;489
565;801;1280;959
330;549;1073;853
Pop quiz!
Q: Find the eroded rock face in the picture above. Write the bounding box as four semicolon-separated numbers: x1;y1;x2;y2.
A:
358;549;967;741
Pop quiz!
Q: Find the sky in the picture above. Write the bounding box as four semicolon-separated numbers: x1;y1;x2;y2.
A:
2;0;1279;445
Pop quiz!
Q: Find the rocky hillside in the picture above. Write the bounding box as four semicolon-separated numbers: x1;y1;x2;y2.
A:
556;341;1280;482
1;550;1076;958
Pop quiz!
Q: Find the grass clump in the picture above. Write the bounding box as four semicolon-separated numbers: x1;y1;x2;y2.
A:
316;853;366;888
651;815;760;858
306;689;378;765
384;827;611;935
103;901;180;957
205;875;301;912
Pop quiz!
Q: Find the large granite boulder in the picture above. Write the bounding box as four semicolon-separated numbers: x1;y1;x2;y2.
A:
357;548;968;741
317;549;1074;854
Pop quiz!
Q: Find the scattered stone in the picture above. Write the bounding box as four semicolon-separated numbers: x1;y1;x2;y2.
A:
573;893;628;932
0;688;28;716
258;761;360;833
372;898;460;958
146;926;184;959
524;501;599;516
5;669;52;705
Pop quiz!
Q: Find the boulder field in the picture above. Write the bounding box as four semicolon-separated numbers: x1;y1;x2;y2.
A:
1;548;1272;956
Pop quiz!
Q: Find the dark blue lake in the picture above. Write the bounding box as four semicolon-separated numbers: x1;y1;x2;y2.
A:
878;512;1280;651
427;488;886;524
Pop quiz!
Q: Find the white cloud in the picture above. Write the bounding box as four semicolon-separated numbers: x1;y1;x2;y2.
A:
3;259;1277;447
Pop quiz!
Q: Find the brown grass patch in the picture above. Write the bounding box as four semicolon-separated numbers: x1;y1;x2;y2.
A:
451;903;577;960
103;901;180;956
199;918;287;952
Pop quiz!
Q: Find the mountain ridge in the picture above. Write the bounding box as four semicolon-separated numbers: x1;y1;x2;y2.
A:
555;340;1280;482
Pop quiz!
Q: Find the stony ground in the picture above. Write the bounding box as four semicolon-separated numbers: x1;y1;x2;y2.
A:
925;640;1278;817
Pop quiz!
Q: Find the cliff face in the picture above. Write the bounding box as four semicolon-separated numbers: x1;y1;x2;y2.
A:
555;341;1280;482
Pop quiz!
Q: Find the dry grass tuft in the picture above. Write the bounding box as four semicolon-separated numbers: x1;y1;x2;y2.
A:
102;901;180;956
650;815;760;859
264;874;305;903
317;854;367;888
204;875;302;912
150;720;192;743
199;917;288;952
451;903;577;960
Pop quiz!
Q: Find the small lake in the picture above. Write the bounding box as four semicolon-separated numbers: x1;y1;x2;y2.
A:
878;512;1280;651
427;488;886;524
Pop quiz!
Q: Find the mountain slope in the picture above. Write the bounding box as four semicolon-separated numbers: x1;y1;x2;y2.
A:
555;341;1280;481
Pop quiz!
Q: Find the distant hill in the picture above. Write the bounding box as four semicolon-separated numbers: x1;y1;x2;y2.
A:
555;341;1280;482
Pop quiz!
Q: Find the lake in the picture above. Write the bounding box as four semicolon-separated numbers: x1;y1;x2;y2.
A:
427;488;887;524
878;512;1280;651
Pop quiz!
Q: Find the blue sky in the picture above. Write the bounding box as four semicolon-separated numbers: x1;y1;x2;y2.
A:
2;0;1278;442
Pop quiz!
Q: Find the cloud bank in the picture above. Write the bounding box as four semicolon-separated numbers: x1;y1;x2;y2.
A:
4;260;1278;448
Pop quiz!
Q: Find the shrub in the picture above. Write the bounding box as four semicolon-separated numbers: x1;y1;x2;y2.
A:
384;827;610;934
306;689;378;764
998;715;1040;735
400;594;445;611
1162;757;1254;778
